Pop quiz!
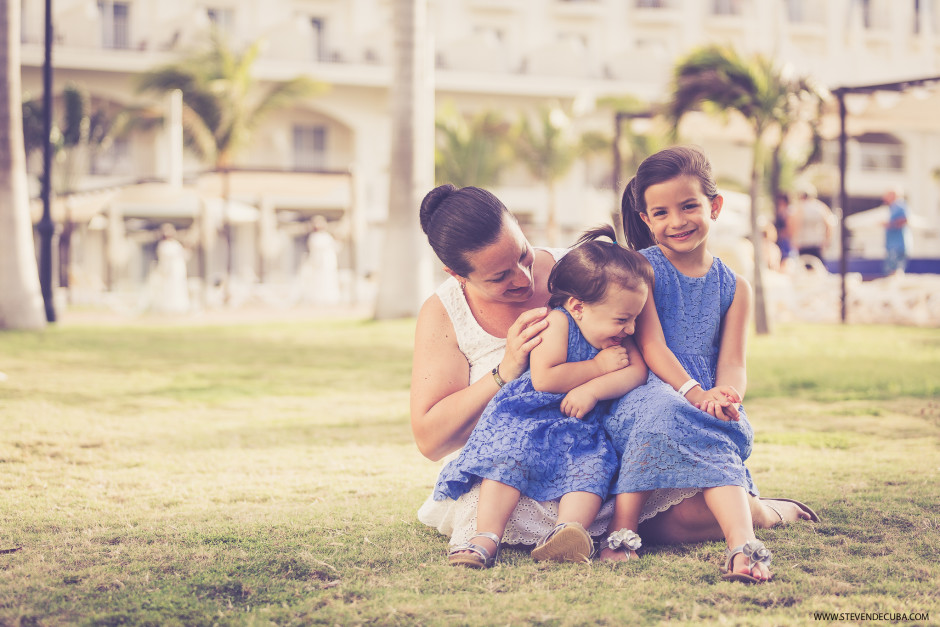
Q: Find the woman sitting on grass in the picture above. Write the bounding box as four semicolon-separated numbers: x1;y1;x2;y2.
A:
410;184;817;561
434;226;651;568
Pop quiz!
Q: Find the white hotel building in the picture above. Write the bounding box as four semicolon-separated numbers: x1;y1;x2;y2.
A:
19;0;940;303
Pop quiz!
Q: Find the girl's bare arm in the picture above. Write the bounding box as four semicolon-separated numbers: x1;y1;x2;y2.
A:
529;310;627;394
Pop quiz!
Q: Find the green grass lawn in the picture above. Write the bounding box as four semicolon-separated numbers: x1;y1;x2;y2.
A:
1;319;938;626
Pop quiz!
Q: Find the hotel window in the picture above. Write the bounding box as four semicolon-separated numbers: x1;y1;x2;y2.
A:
785;0;824;24
858;134;904;172
206;7;235;34
914;0;939;34
294;125;327;171
711;0;743;16
850;0;891;29
474;25;505;46
785;0;805;22
91;137;132;176
98;1;130;49
310;18;326;61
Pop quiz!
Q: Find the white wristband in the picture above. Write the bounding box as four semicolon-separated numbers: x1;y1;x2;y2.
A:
677;379;700;397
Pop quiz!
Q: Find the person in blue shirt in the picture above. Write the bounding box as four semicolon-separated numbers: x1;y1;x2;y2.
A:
883;188;912;276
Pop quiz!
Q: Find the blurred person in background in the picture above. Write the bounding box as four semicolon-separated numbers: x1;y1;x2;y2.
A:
791;185;835;267
882;188;911;276
773;192;794;270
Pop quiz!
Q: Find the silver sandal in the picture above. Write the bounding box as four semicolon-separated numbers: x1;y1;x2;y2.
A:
605;528;642;558
721;540;773;583
448;531;500;569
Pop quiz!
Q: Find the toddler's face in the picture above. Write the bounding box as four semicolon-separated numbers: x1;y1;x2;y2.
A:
576;284;648;350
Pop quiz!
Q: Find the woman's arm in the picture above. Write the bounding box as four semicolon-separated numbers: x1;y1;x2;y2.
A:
560;336;648;419
410;297;549;461
529;310;628;394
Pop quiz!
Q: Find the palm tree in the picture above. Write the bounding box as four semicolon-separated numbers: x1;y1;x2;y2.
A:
668;45;820;335
434;103;511;188
138;32;324;295
512;106;579;247
24;85;154;189
23;86;158;292
0;0;46;330
374;0;434;320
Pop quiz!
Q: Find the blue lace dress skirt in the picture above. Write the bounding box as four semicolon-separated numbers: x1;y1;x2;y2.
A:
605;247;757;496
434;309;619;503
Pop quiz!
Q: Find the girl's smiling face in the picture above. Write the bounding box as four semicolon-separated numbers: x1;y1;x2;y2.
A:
641;174;722;257
569;283;648;350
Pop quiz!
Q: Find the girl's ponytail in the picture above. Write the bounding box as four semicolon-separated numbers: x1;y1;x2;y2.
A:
548;223;653;309
573;224;618;249
621;178;655;250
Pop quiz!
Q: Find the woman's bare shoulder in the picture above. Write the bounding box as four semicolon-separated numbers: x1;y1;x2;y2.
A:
416;293;459;346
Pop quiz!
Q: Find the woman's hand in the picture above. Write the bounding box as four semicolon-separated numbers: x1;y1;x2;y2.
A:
498;307;550;382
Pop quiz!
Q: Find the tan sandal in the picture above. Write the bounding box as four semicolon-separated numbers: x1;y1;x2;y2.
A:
531;522;593;563
448;532;500;569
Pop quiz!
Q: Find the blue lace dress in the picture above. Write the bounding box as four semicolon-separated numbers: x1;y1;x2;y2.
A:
605;246;757;496
433;309;619;502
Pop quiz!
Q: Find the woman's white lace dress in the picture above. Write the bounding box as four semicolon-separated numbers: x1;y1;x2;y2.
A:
417;250;701;547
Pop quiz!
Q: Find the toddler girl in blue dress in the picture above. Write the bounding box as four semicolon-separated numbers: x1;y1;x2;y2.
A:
600;146;773;583
434;225;653;568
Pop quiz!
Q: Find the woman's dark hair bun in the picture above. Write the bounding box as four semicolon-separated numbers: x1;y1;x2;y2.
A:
419;184;457;235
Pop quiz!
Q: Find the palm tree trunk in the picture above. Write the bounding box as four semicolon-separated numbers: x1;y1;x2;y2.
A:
222;167;233;303
749;140;770;335
374;0;434;319
0;0;46;329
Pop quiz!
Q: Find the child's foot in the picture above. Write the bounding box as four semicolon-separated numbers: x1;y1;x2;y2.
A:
597;546;639;562
531;522;593;563
757;498;819;527
598;528;642;562
721;540;773;583
728;552;772;581
448;532;500;569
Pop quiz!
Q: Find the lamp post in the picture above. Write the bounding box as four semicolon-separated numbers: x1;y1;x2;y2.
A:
38;0;55;322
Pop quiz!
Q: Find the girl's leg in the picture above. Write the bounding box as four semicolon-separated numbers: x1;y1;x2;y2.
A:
639;492;807;545
531;491;601;564
702;485;771;581
455;479;521;558
598;491;650;562
556;491;603;529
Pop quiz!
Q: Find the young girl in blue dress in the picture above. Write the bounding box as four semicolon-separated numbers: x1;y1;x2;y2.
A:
600;146;773;583
434;225;653;568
